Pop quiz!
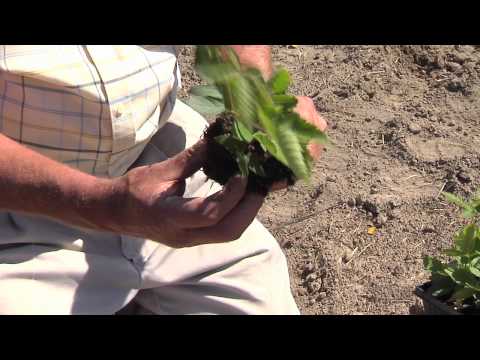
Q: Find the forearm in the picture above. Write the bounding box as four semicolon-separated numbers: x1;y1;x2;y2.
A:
228;45;273;80
0;133;122;232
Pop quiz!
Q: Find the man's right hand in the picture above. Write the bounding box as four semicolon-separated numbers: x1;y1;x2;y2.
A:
108;140;265;248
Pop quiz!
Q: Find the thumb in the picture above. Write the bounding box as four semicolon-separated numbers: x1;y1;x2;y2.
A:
162;139;208;181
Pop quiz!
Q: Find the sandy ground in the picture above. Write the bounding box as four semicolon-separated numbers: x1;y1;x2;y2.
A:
177;45;480;314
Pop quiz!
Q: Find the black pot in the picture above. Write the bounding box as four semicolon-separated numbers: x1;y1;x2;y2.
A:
414;282;460;315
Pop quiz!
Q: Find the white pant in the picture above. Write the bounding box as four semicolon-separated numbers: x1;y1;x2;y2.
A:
0;101;299;315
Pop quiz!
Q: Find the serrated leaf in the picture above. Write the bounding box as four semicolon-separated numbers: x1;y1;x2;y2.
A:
285;112;329;146
190;85;224;100
225;75;258;130
185;95;225;116
196;63;239;84
276;119;309;180
252;132;279;158
272;94;298;110
232;120;253;143
269;68;290;95
455;224;477;255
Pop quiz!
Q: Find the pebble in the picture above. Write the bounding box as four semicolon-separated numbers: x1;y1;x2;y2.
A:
305;273;318;282
347;198;356;207
446;62;463;74
422;225;436;234
387;209;401;220
326;176;336;182
408;123;422;134
308;298;316;306
374;214;388;228
457;172;471;184
317;292;327;300
303;262;315;275
370;185;379;195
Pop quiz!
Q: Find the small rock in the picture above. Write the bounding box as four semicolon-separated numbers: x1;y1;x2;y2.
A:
422;225;436;234
408;123;422;134
342;248;355;263
307;281;322;294
303;262;315;275
388;199;402;208
347;198;356;207
326;176;336;182
387;209;401;220
305;273;318;282
446;78;466;93
317;292;327;300
446;62;463;74
365;117;372;122
457;172;471;184
374;214;388;228
297;287;307;296
308;298;316;306
444;180;457;193
333;88;350;98
370;185;379;195
447;121;456;127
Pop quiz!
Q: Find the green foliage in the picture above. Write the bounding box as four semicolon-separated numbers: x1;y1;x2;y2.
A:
186;45;329;181
423;192;480;307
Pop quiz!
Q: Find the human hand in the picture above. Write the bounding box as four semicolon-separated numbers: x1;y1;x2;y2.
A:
109;140;264;248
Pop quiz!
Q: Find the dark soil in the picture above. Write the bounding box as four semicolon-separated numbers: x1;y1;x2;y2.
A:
203;114;295;195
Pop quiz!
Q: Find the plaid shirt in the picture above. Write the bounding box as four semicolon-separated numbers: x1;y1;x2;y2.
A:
0;45;180;177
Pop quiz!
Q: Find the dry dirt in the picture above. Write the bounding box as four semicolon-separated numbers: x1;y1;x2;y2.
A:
177;45;480;315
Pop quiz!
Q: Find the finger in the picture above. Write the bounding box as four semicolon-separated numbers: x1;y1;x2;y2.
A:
163;175;248;228
161;139;208;181
183;192;265;246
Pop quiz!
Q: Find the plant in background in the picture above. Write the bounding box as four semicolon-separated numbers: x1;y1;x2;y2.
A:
423;191;480;312
185;45;328;195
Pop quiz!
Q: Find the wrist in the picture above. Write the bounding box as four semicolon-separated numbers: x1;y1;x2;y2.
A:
68;175;128;234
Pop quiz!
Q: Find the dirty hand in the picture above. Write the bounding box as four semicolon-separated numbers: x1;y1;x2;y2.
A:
109;140;264;248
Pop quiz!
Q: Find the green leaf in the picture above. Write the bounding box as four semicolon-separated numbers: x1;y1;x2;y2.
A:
272;94;298;110
285;112;329;146
469;265;480;278
253;132;280;158
455;224;477;255
424;256;447;275
237;153;250;177
269;68;290;95
196;63;239;84
225;75;258;130
276;119;309;180
444;248;464;257
232;120;254;143
443;192;468;209
452;287;476;302
190;85;224;100
214;134;248;156
185;95;225;116
451;268;477;286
